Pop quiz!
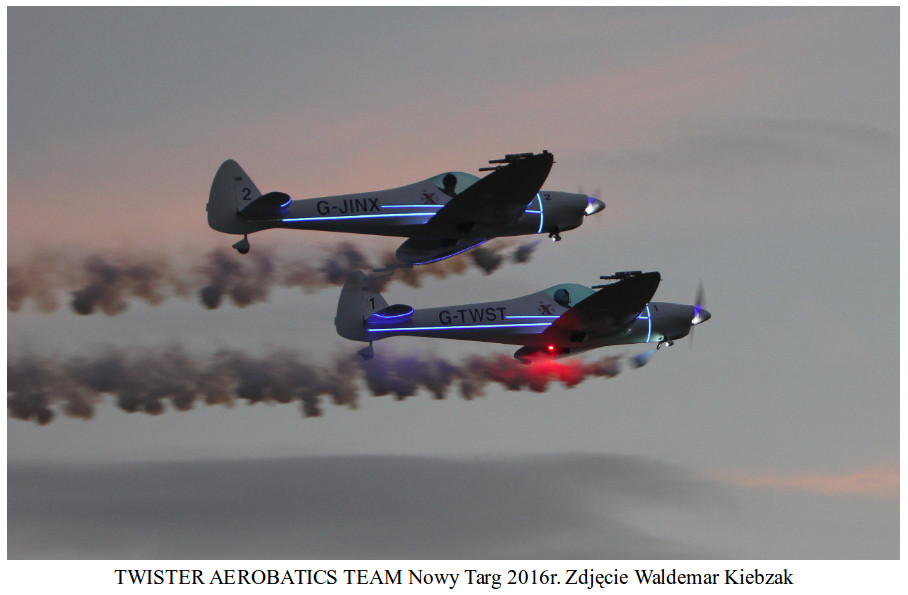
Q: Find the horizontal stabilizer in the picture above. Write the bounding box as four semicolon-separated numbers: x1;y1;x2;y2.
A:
366;304;414;326
396;237;487;265
238;191;291;220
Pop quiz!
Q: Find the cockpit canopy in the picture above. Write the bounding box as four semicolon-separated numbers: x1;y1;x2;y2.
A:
428;172;480;196
542;283;595;308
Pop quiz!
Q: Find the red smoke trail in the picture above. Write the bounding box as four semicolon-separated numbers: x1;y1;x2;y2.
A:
7;347;622;425
7;240;539;315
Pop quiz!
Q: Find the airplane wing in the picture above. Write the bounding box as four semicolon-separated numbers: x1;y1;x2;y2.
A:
395;237;488;265
422;151;554;234
539;272;661;342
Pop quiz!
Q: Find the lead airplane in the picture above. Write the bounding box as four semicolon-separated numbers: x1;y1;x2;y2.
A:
207;151;605;265
335;270;710;363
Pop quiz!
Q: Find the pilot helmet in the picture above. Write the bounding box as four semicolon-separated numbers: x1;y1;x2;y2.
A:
554;288;570;308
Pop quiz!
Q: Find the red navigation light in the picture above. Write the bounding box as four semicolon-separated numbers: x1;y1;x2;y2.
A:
547;344;556;352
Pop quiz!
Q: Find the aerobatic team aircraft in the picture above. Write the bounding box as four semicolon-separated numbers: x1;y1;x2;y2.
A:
207;151;605;265
335;270;710;363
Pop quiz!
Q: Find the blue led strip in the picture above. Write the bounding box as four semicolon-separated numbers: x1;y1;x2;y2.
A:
380;204;443;209
368;322;552;333
641;304;652;342
368;310;414;323
280;213;434;223
535;194;544;233
411;240;487;265
505;315;560;320
523;194;544;234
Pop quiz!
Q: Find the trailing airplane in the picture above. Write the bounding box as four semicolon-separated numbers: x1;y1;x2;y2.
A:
335;270;710;363
207;151;605;265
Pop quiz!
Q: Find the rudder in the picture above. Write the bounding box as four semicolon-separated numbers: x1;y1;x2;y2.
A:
335;271;388;342
207;159;266;235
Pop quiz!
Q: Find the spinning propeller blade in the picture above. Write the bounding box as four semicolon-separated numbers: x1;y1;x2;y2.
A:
690;282;709;349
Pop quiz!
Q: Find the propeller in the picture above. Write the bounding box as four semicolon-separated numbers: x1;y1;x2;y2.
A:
690;282;709;349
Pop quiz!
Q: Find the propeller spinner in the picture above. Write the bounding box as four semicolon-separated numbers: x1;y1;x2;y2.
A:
579;185;605;216
585;196;606;215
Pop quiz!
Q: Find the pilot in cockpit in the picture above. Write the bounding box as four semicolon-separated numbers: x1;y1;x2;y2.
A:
554;287;571;308
442;173;458;197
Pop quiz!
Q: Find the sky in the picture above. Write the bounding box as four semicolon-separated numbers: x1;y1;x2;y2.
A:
6;7;899;562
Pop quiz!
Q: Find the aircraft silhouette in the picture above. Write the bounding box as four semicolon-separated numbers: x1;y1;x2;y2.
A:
207;151;605;265
336;270;710;363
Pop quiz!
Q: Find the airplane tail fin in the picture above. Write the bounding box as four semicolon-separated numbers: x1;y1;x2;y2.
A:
207;159;288;235
335;271;388;342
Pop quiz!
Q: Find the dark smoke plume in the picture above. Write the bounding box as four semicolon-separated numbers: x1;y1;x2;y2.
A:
8;347;622;425
8;240;538;315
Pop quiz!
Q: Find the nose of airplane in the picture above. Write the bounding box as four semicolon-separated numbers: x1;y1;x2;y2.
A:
692;307;711;325
584;197;606;216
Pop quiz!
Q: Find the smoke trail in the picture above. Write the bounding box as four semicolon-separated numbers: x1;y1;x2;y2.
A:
8;240;539;315
470;239;541;275
8;347;623;425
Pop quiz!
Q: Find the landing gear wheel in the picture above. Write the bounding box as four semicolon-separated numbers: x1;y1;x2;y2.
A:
232;235;250;255
357;343;374;360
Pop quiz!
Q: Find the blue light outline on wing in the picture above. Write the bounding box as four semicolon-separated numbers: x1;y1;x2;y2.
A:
409;239;488;265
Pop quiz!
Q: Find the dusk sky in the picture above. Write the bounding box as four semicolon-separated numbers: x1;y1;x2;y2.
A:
6;7;899;562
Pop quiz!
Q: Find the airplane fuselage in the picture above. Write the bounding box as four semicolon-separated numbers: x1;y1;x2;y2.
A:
366;291;567;345
243;179;589;240
208;154;604;262
336;270;709;362
364;293;699;354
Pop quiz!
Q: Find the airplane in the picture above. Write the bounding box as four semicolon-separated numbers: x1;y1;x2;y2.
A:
335;270;710;363
207;150;605;265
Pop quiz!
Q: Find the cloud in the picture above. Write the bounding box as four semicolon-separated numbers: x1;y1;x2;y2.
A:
6;454;728;559
10;454;895;560
717;466;899;500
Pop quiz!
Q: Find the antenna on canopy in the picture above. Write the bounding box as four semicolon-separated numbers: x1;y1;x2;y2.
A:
592;271;643;288
479;150;549;171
